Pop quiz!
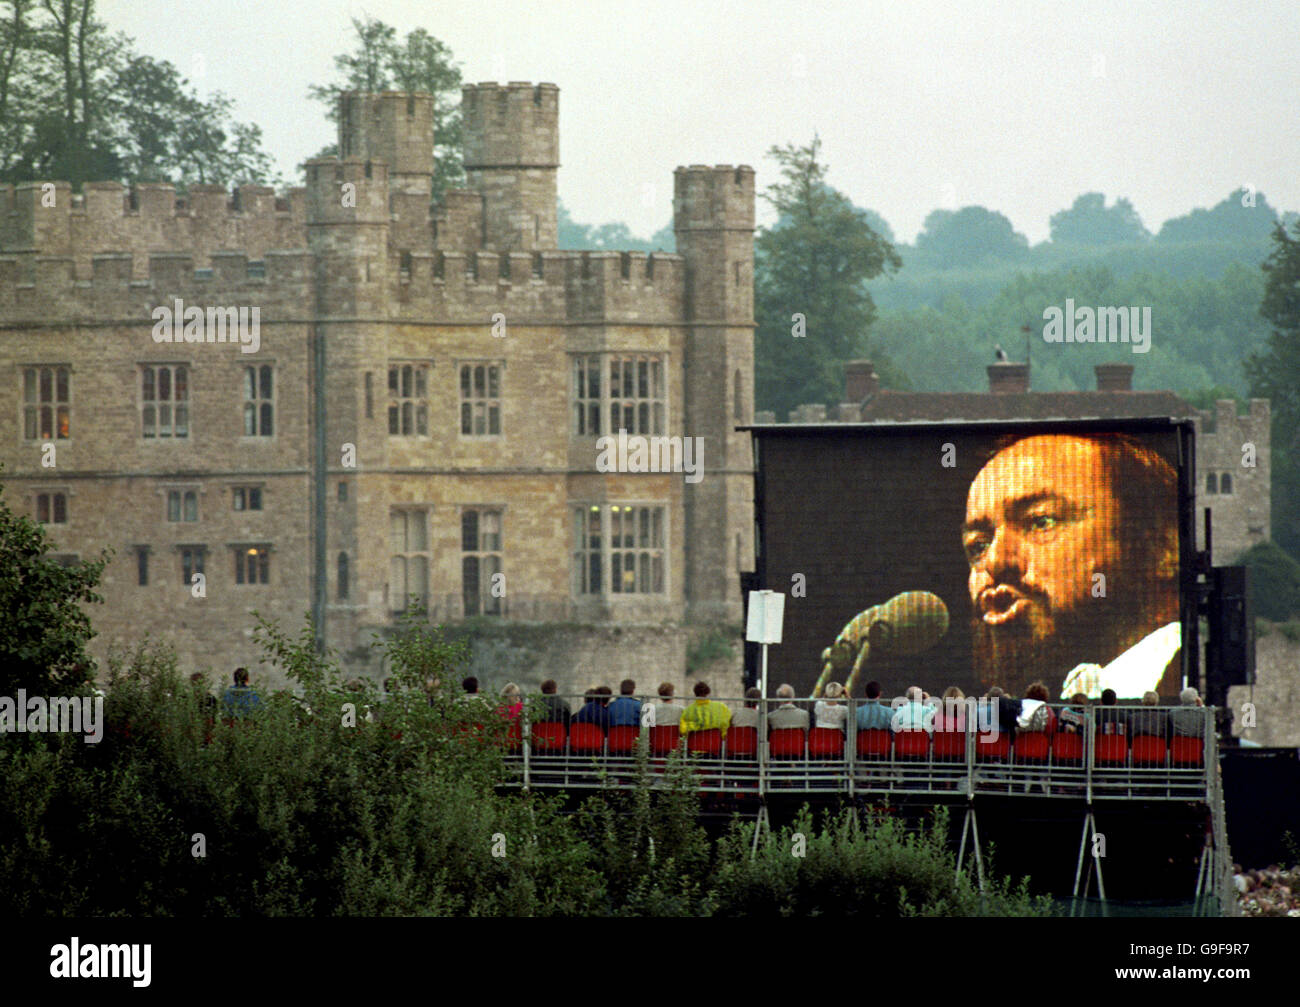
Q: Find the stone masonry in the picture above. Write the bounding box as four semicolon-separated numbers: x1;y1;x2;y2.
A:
0;84;755;693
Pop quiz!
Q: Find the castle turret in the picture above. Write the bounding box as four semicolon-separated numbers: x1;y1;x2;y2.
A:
462;82;559;252
674;165;756;621
338;91;434;251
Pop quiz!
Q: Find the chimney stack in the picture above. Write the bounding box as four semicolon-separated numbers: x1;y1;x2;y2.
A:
845;359;879;401
1094;363;1134;392
987;362;1030;394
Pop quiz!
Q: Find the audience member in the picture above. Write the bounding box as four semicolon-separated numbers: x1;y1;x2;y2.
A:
1058;693;1089;733
572;688;612;730
650;682;682;728
679;681;732;738
814;681;849;732
731;687;761;729
1126;690;1170;739
855;680;894;732
892;685;934;734
498;683;523;723
538;679;572;727
608;678;642;728
769;684;810;731
221;667;262;719
1096;688;1126;735
1169;687;1207;738
1016;681;1057;733
933;686;966;732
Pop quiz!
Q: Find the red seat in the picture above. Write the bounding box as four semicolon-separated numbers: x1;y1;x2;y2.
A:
686;728;722;756
856;729;891;758
727;726;758;758
1014;732;1049;762
1052;732;1083;763
932;731;966;759
569;722;605;755
1171;736;1204;767
649;725;680;755
607;725;639;754
1095;734;1128;765
1131;735;1167;765
808;727;845;759
530;721;566;752
504;719;522;750
976;732;1011;761
894;730;930;759
770;728;806;759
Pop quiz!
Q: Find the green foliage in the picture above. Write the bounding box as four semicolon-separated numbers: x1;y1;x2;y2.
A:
754;135;900;418
686;628;737;673
1245;219;1300;560
1233;541;1300;623
913;206;1030;268
0;474;108;695
1050;192;1151;246
305;16;463;200
0;0;276;187
710;805;1052;917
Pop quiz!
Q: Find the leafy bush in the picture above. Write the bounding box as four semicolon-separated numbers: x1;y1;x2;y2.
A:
1234;541;1300;622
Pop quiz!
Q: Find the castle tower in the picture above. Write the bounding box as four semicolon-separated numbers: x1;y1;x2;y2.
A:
462;82;559;252
674;165;757;621
304;154;392;650
338;91;434;251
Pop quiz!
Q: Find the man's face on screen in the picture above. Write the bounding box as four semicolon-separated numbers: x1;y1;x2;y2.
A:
963;435;1126;689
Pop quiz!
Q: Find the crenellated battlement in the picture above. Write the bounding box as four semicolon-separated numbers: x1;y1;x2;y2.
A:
0;246;688;326
0;178;308;279
673;164;756;232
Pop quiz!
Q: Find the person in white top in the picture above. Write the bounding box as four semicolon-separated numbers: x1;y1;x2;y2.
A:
814;681;850;732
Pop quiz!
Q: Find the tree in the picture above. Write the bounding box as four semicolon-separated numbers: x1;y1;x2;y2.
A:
1049;192;1150;245
754;135;900;419
1245;220;1300;560
306;16;464;200
1157;189;1280;244
0;0;276;187
0;473;108;694
912;205;1029;268
556;199;674;252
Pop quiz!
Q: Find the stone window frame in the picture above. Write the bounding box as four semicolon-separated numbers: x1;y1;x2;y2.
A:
230;484;265;512
33;486;72;525
387;360;432;438
134;544;150;586
461;506;504;616
230;542;272;585
178;544;207;588
20;363;72;442
241;363;275;438
570;352;667;438
456;359;504;439
138;362;191;440
160;483;203;523
571;502;668;599
389;506;431;613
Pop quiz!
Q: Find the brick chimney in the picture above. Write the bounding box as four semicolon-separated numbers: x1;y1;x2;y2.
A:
844;359;879;401
1095;363;1134;391
987;362;1029;394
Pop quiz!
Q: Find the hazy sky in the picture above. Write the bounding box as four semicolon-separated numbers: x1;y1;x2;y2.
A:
97;0;1299;244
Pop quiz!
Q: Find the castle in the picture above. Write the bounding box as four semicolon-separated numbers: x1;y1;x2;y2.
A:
0;84;757;688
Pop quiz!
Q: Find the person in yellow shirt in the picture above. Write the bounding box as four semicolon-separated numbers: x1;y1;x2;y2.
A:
679;681;732;739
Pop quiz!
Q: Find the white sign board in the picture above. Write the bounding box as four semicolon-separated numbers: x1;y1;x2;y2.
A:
745;590;785;645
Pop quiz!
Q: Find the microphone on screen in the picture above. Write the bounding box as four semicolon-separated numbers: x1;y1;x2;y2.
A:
814;590;950;697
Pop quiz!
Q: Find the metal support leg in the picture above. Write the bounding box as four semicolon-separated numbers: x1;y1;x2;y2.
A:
751;802;770;860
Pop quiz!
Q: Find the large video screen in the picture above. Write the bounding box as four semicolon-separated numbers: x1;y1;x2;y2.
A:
756;424;1190;701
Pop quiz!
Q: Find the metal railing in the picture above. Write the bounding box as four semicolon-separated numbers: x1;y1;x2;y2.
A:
492;696;1215;801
